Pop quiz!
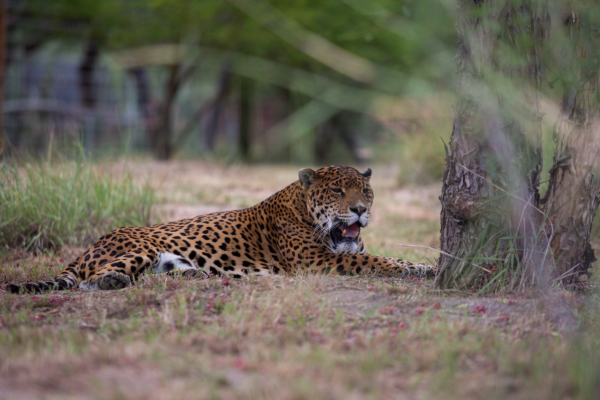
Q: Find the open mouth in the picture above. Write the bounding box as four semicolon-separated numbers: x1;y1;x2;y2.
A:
330;222;361;244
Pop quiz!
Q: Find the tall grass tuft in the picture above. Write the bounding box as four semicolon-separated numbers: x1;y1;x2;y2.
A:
0;157;155;252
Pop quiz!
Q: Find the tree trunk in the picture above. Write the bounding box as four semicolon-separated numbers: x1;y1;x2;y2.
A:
239;76;253;162
205;67;232;151
152;65;179;160
436;0;549;289
0;0;7;156
128;67;152;132
78;41;99;153
315;111;361;164
541;4;600;286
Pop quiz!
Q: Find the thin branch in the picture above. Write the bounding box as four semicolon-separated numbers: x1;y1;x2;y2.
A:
396;244;492;273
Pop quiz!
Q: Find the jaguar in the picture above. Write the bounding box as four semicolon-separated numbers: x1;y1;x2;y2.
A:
7;165;435;293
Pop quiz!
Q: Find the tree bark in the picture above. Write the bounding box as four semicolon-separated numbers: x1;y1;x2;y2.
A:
542;3;600;286
436;0;549;289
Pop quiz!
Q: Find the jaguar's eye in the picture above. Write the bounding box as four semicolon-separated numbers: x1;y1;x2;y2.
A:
331;188;342;194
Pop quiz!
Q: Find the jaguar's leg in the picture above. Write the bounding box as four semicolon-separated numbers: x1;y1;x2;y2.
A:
382;257;437;278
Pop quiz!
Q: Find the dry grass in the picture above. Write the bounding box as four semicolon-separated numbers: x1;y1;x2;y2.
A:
1;161;599;399
1;269;597;400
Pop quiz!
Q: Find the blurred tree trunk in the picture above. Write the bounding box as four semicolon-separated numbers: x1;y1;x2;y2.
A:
128;68;152;135
0;0;7;156
205;67;232;151
78;41;99;153
239;76;253;162
315;117;335;164
152;65;179;160
279;87;293;162
436;0;549;289
315;111;360;164
541;3;600;286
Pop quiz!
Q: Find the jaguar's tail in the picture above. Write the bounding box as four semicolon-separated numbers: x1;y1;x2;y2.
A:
5;260;80;294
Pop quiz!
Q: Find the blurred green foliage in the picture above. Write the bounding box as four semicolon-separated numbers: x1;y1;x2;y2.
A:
21;0;456;89
11;0;459;172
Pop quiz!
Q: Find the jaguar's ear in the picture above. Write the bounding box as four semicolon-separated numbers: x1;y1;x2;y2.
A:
361;168;372;180
299;168;319;190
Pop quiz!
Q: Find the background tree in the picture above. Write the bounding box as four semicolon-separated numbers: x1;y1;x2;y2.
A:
435;0;549;289
541;1;600;286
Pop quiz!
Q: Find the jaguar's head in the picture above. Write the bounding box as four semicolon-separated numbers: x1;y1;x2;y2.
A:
299;165;373;254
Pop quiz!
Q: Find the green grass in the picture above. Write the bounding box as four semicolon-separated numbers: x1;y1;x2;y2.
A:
0;157;155;252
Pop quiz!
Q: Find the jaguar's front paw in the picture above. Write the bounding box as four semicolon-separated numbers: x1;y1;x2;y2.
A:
97;271;132;290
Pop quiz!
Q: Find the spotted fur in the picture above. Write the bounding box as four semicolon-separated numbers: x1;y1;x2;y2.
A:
7;165;435;293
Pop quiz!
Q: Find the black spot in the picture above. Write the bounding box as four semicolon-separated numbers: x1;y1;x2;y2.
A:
179;259;192;267
163;261;175;272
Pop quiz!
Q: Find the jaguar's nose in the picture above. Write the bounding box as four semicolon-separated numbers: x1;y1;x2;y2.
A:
350;206;367;216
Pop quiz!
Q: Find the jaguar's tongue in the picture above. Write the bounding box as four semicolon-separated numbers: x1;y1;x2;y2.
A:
339;222;360;238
